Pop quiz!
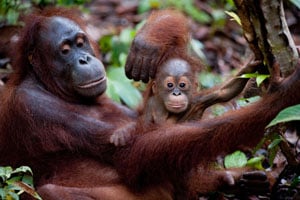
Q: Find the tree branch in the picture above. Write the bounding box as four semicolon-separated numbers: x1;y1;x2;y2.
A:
233;0;299;77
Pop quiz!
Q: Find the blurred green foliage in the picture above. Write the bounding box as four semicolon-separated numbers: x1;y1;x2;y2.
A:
0;0;30;26
99;25;144;108
0;166;41;200
32;0;89;7
0;0;89;26
239;72;270;87
224;150;265;170
198;71;222;89
290;0;300;9
224;150;247;168
138;0;223;24
137;0;239;33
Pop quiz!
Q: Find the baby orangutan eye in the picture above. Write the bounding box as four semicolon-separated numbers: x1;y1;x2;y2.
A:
167;83;174;88
179;83;186;88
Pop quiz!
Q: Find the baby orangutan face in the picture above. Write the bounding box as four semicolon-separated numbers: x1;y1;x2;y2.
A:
152;58;194;114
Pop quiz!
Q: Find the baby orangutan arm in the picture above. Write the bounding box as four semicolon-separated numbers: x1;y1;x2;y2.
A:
181;60;262;121
110;122;136;146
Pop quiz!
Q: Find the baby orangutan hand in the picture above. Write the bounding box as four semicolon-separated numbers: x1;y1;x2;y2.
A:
110;122;136;146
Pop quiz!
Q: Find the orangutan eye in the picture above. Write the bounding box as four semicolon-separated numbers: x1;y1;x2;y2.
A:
76;37;84;47
179;83;186;88
61;44;71;54
167;83;174;88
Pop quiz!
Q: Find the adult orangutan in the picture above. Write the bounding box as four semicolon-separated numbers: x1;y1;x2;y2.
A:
0;8;299;200
0;7;136;199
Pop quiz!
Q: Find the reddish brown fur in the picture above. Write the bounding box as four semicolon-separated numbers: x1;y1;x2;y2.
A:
1;8;300;200
143;10;189;59
134;57;240;197
115;74;300;198
125;9;201;82
0;7;135;191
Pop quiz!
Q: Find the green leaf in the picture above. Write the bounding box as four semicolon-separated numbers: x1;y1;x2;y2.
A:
267;104;300;128
252;136;267;154
211;104;228;117
239;73;269;87
99;35;113;53
291;176;300;188
290;0;300;9
269;145;279;167
239;73;258;78
224;150;247;168
119;28;136;44
260;133;281;167
8;190;19;200
183;1;211;23
12;166;32;176
138;0;155;13
106;67;142;108
21;175;34;187
105;79;121;104
0;166;13;180
119;53;127;68
198;72;222;88
111;37;128;66
236;96;260;107
246;156;264;170
6;9;19;25
6;183;22;192
225;11;241;26
0;188;6;200
190;39;206;61
6;176;22;184
32;191;43;200
256;74;270;86
164;0;211;23
268;138;282;149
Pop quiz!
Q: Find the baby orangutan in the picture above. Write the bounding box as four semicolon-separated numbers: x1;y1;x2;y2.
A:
110;56;260;141
110;57;268;198
110;57;198;145
141;58;198;126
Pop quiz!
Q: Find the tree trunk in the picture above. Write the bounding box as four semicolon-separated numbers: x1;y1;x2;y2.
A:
233;0;299;77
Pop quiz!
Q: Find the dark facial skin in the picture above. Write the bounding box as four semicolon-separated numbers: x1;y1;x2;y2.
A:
39;17;106;98
153;58;194;113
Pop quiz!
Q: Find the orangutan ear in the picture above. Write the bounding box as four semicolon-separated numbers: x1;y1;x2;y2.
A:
152;81;158;94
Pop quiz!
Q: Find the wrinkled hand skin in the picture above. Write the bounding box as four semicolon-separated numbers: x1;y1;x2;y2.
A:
239;171;271;196
125;10;189;83
125;34;162;83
